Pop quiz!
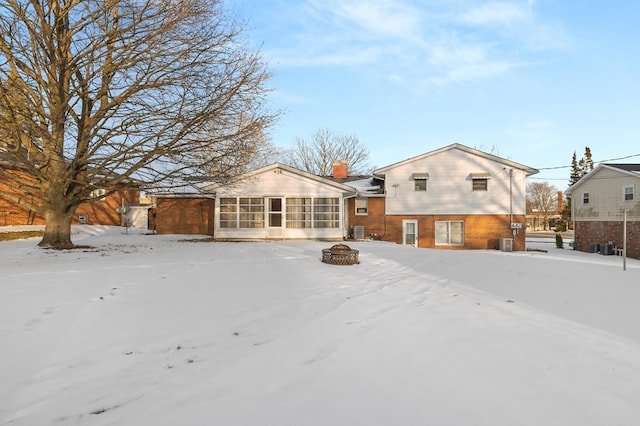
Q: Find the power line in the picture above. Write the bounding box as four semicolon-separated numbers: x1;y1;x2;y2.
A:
537;153;640;171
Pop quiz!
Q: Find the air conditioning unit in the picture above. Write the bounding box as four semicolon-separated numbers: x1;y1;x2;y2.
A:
499;238;513;252
353;226;365;240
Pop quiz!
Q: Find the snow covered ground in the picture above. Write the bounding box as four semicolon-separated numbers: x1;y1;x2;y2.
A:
1;226;639;426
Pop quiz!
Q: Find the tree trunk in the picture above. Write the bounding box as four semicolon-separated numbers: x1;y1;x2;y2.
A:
38;209;75;249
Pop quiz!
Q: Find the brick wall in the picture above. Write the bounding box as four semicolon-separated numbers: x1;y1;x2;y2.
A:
155;197;215;235
75;189;140;226
574;220;640;260
0;187;138;227
383;214;526;251
347;197;386;238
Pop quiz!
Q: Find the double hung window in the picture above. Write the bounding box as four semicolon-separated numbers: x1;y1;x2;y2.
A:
624;185;635;201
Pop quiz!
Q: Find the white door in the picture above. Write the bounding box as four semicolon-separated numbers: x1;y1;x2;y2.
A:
403;219;418;247
267;197;283;238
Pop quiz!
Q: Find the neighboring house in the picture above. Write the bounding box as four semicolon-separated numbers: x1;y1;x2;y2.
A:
156;163;356;240
358;144;538;250
0;160;144;227
565;163;640;259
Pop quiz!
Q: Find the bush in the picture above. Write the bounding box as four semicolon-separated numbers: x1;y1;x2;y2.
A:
555;233;564;249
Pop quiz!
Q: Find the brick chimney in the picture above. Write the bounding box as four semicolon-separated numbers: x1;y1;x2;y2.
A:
333;160;348;178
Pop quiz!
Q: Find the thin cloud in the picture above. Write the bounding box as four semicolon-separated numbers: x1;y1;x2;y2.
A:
460;1;530;26
326;0;424;40
261;0;570;87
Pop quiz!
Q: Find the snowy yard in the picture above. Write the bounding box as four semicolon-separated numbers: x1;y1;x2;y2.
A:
1;226;640;425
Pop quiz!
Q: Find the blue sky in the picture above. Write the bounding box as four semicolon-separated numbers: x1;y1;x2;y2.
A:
229;0;640;188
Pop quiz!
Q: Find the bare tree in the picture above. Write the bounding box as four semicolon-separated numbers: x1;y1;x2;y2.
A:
284;128;371;176
0;0;276;248
527;182;558;230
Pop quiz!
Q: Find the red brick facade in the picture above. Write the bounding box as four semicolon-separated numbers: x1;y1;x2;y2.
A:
347;195;525;250
573;220;640;260
0;181;139;227
347;197;386;239
382;214;526;250
154;197;215;235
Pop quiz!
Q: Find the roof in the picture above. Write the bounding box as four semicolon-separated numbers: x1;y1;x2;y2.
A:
566;163;640;195
200;163;357;194
373;143;539;177
342;177;385;196
604;163;640;174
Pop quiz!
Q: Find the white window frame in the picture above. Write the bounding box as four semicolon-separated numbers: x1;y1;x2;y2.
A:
582;191;590;204
313;197;340;228
220;197;265;229
435;220;464;246
239;198;265;228
413;173;429;192
623;184;635;202
472;179;488;191
470;173;490;192
355;198;368;215
414;178;427;191
403;219;418;247
286;198;312;228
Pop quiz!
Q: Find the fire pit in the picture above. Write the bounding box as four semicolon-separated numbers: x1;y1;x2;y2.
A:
322;243;359;265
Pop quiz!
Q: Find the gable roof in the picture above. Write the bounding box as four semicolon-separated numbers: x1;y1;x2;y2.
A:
566;163;640;195
604;163;640;174
373;143;539;177
201;162;357;194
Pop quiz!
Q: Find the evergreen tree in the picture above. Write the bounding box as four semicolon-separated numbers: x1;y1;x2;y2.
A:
583;147;594;173
563;147;595;220
569;151;581;186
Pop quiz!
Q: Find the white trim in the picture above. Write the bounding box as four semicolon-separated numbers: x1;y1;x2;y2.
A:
355;197;368;216
402;219;418;247
623;184;635;202
374;144;538;177
435;220;465;246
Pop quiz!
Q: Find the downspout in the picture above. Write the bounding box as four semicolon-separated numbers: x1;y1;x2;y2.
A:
343;191;357;240
508;168;516;240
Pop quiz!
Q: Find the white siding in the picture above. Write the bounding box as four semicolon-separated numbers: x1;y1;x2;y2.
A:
214;167;349;240
383;149;528;215
573;168;640;221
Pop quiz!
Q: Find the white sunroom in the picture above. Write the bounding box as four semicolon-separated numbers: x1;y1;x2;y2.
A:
202;163;356;240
